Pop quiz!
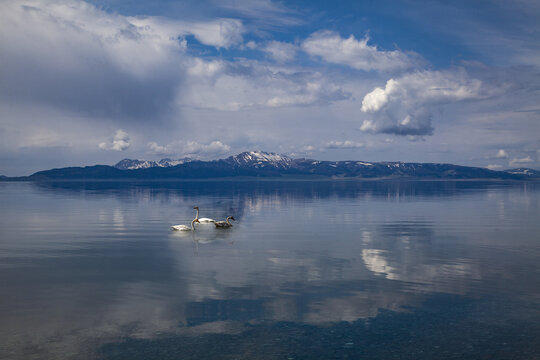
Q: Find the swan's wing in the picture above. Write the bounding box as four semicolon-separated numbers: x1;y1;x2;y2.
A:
199;218;215;223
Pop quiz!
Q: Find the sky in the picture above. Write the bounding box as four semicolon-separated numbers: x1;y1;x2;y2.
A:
0;0;539;175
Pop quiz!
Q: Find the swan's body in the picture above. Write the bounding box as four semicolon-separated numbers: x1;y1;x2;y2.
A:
214;216;235;228
193;206;215;223
172;218;200;231
199;218;215;223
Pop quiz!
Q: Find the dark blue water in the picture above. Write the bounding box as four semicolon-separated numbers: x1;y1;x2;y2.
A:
1;180;540;359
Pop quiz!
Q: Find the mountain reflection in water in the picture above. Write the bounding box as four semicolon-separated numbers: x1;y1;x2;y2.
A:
0;180;539;359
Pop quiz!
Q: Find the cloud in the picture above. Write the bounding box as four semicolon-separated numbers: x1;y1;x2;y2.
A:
0;0;247;122
145;140;231;158
397;1;540;68
191;19;244;49
495;149;508;158
263;41;297;62
359;69;490;135
0;0;187;121
180;59;350;110
217;0;302;28
406;135;426;142
182;140;231;157
147;142;172;156
0;0;363;144
302;30;420;72
487;164;503;170
244;41;257;50
509;156;533;166
325;140;364;149
99;130;130;151
134;17;245;49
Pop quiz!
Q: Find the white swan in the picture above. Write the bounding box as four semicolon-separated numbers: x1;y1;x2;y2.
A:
214;216;235;228
193;206;216;223
171;218;200;231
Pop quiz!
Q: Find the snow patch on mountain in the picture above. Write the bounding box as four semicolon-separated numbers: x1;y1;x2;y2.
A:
504;168;540;177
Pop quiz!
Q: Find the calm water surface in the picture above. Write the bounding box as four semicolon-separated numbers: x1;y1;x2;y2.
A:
1;180;540;359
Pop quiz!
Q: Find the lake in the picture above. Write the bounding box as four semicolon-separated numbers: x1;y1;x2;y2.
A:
1;180;539;359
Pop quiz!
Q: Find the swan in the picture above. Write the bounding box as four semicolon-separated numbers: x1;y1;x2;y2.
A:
171;218;200;231
214;216;235;228
193;206;215;223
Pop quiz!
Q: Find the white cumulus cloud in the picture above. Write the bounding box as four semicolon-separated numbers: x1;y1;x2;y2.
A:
359;69;490;135
302;30;420;72
99;129;130;151
495;149;509;158
263;41;297;62
147;142;172;156
182;140;231;157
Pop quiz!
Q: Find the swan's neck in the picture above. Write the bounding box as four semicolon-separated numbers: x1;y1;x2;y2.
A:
195;208;199;219
191;219;196;230
226;216;232;225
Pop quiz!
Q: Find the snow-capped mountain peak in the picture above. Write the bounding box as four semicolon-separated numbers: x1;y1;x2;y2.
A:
158;158;193;167
114;158;192;170
114;159;158;170
225;151;293;169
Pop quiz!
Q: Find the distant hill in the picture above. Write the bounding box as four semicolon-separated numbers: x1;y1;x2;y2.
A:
2;151;538;181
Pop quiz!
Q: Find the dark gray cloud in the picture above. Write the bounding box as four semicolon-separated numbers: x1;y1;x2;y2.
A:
0;1;188;123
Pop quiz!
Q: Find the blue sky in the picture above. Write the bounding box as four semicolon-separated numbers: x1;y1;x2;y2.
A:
0;0;539;175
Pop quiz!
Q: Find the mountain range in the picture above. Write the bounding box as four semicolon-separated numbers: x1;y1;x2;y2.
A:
2;151;539;181
114;157;193;170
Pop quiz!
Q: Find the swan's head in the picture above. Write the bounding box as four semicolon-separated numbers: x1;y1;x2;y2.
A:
193;206;199;210
195;219;200;223
230;216;236;221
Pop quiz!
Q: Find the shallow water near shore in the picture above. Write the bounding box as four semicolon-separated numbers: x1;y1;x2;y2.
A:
1;180;540;359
